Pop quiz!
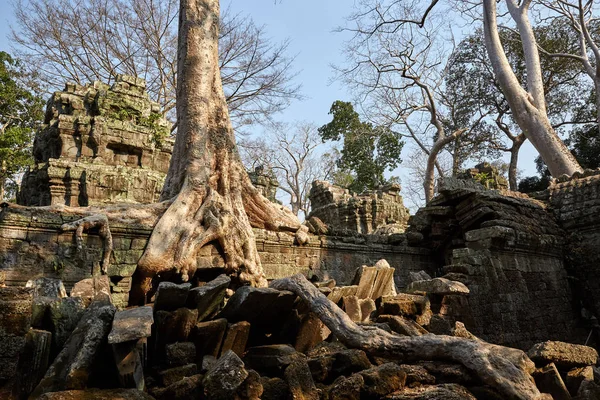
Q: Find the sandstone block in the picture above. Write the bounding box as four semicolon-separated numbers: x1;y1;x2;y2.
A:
154;282;191;312
406;277;469;296
26;278;67;298
108;306;153;344
187;274;230;321
203;350;249;400
528;341;599;369
220;321;251;357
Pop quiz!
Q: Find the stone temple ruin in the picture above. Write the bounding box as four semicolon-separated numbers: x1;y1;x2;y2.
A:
2;78;600;399
18;75;173;207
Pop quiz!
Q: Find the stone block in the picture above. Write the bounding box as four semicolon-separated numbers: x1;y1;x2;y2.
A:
294;313;331;353
359;363;407;398
203;350;248;400
220;321;251;357
154;282;191;312
343;295;362;322
406;277;470;296
158;363;198;387
70;276;112;306
385;383;476;399
108;306;153;344
165;342;196;367
26;278;67;298
12;329;52;399
378;315;428;336
186;274;230;321
0;287;34;336
112;339;145;390
37;388;154;400
284;357;319;400
48;297;86;350
528;341;598;369
244;345;299;377
191;318;228;361
533;363;571;400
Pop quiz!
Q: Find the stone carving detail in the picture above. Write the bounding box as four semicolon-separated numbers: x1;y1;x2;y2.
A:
18;75;173;206
307;180;410;235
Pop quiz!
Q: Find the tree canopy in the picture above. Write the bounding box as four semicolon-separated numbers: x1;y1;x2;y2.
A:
0;51;44;200
318;101;403;194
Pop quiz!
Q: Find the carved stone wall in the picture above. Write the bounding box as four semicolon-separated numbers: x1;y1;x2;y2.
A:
308;181;411;235
18;75;173;206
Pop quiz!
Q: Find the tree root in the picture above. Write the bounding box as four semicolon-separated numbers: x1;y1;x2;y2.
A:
61;214;113;274
270;274;543;400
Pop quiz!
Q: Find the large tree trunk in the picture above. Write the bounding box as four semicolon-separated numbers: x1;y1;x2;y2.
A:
483;0;582;178
271;274;542;400
424;130;464;203
132;0;302;304
508;134;525;191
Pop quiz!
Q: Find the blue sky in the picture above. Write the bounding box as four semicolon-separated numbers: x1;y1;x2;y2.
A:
0;0;541;208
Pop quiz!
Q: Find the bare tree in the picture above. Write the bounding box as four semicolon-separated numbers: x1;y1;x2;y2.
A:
339;1;488;202
239;122;330;217
10;0;302;130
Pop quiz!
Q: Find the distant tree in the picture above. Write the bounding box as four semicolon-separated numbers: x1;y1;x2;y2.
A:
318;101;404;194
0;52;44;201
239;122;330;217
11;0;301;131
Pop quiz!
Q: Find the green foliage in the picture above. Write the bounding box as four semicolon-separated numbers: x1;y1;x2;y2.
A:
0;51;44;200
318;101;403;193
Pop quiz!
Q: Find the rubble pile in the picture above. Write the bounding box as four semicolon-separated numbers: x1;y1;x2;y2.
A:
1;261;599;399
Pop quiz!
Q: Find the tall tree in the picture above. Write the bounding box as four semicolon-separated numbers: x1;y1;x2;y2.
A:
0;52;44;201
318;101;404;194
131;0;305;303
11;0;301;130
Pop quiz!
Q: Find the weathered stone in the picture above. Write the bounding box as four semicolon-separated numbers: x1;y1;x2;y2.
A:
152;374;203;400
260;377;290;400
154;308;198;356
284;357;319;400
37;388;155;400
327;374;364;400
48;297;86;350
220;321;251;357
154;282;191;312
203;350;249;400
191;318;228;361
377;294;430;317
406;277;470;296
244;344;299;377
26;278;67;298
408;271;432;283
396;364;436;387
13;329;52;399
565;366;593;396
31;300;116;397
0;287;34;336
112;339;145;390
360;363;407;399
158;363;198;387
359;298;376;322
108;306;153;344
377;315;428;336
528;341;598;369
219;286;296;331
187;274;230;321
70;276;112;306
425;315;454;336
308;348;372;383
577;380;600;400
328;286;359;304
165;342;196;367
31;296;54;329
343;295;362;322
237;369;263;400
352;261;397;300
384;383;477;399
295;313;331;353
532;363;571;400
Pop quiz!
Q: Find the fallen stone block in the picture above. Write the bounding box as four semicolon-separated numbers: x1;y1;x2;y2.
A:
577;379;600;400
152;374;203;400
294;313;331;353
108;306;153;344
377;294;430;317
408;271;432;283
327;285;358;304
260;377;290;400
220;321;251;357
327;374;364;400
154;308;198;355
244;344;299;377
284;356;319;400
187;274;230;321
154;282;191;312
0;287;33;381
31;300;116;397
565;366;593;396
359;298;376;322
48;297;86;351
157;363;198;387
352;260;397;300
219;286;296;331
203;350;249;400
360;363;407;399
165;342;196;367
532;363;571;400
396;364;436;387
26;278;67;299
191;318;228;361
406;277;469;296
528;341;598;369
343;295;362;322
13;329;52;399
237;369;263;400
112;339;145;391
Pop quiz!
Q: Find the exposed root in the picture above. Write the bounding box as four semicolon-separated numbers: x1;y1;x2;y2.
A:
61;214;113;274
270;274;542;400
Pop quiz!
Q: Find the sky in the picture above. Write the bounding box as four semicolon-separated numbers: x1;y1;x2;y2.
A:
0;0;542;210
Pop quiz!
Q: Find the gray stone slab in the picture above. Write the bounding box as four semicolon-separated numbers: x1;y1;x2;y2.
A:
108;306;153;344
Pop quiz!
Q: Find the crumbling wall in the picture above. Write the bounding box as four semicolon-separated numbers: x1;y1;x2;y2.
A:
0;206;435;309
308;180;411;234
18;75;173;207
408;185;587;349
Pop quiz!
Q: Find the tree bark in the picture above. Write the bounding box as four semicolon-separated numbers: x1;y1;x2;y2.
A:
509;135;526;191
132;0;302;304
271;274;542;400
483;0;582;178
424;130;465;203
